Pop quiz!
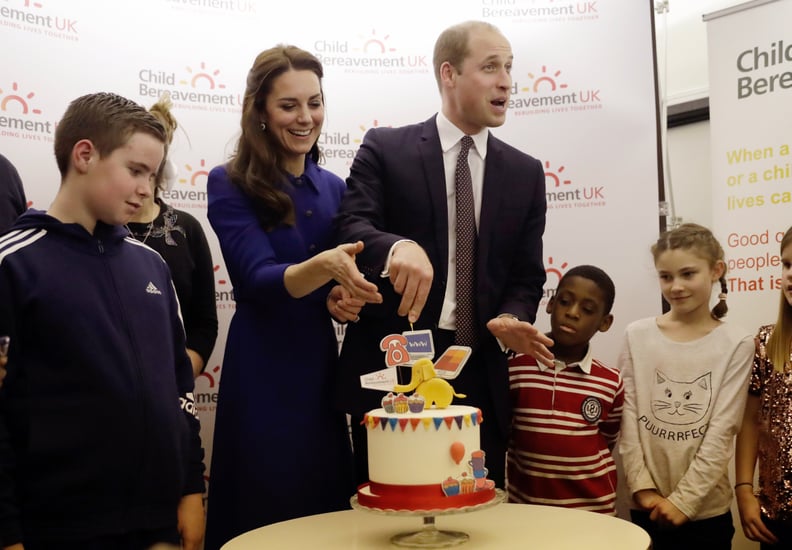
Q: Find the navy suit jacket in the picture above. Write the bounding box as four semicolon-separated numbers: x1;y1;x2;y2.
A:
333;115;546;438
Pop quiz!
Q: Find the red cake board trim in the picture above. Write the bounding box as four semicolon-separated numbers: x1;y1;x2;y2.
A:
356;481;495;510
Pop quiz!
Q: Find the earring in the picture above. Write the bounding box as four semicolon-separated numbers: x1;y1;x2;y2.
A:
260;121;267;131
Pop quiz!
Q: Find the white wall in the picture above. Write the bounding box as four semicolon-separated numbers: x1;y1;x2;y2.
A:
667;121;712;227
655;0;736;104
656;0;733;231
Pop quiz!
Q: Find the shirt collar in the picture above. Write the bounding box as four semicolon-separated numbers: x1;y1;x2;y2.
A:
436;112;488;159
288;157;320;193
537;343;594;374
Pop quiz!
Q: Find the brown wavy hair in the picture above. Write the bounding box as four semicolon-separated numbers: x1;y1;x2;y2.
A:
228;45;323;231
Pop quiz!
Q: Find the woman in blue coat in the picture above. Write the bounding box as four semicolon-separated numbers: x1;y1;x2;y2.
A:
204;45;381;549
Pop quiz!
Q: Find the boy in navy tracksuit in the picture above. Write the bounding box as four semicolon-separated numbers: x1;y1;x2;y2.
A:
0;92;205;549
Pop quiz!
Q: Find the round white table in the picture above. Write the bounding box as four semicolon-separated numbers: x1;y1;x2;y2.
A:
222;503;651;549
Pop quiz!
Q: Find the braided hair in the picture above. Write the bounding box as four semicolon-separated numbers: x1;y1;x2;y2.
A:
651;223;728;319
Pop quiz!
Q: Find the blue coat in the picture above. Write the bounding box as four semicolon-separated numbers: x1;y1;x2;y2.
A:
204;160;355;550
0;210;204;545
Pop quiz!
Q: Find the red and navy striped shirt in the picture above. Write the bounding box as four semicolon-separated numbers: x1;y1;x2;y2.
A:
507;350;623;514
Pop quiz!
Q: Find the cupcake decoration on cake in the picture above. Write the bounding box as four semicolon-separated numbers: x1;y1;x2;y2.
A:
408;393;425;413
460;474;475;494
393;393;409;413
381;392;396;413
442;476;461;497
438;448;495;497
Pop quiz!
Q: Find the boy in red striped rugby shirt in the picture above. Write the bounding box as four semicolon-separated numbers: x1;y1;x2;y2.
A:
507;265;622;514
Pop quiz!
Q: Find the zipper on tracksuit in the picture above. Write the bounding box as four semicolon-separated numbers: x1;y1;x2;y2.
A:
98;237;150;527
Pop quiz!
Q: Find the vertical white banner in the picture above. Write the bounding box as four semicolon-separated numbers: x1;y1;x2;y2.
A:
707;0;792;332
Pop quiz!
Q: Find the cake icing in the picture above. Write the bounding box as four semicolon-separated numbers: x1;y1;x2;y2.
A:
357;404;496;510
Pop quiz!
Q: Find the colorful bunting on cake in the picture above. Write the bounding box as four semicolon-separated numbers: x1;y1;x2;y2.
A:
366;409;484;431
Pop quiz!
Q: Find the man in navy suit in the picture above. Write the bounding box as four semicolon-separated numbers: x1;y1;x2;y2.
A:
332;20;553;488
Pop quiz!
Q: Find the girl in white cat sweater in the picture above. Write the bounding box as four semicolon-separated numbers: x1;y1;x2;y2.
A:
618;223;754;550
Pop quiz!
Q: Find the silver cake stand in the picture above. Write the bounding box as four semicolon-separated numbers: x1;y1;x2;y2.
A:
350;489;505;548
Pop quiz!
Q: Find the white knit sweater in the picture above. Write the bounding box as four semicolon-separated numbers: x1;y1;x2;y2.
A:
617;317;754;520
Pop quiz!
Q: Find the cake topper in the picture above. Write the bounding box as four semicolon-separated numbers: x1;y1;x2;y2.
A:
360;330;472;392
394;358;466;409
381;330;435;368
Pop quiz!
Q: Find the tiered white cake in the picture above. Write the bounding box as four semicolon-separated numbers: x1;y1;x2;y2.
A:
356;404;496;511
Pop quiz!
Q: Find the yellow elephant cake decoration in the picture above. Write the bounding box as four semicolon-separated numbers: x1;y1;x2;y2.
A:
394;358;466;409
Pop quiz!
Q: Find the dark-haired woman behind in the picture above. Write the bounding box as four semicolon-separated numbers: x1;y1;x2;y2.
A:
204;45;381;549
128;94;218;378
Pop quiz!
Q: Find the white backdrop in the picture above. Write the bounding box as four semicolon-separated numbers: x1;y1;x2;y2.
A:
1;0;662;506
705;3;792;546
707;0;792;338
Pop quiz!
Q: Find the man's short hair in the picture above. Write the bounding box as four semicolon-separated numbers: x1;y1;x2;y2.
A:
557;265;616;315
54;92;166;177
432;20;502;91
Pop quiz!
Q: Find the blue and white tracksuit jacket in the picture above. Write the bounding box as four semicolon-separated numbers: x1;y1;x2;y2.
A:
0;210;205;545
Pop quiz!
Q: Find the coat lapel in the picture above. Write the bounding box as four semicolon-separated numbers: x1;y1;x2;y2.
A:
479;134;504;275
418;116;449;279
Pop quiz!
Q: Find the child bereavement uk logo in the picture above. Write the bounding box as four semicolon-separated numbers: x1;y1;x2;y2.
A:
319;119;392;170
195;364;221;414
160;157;210;209
480;0;599;24
214;264;235;311
544;159;606;211
0;81;54;142
510;65;602;117
165;0;256;16
313;29;429;75
541;256;569;305
138;62;240;112
1;0;79;41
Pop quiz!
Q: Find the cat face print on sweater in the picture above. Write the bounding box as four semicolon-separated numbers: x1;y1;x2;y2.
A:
651;371;712;426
